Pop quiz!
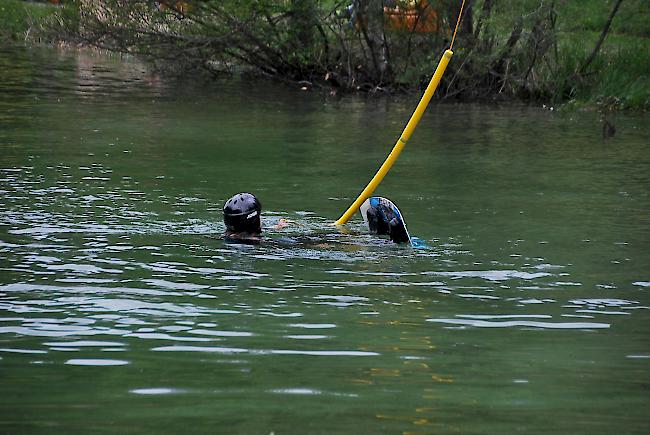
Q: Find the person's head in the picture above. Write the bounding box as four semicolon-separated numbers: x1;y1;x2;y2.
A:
366;202;410;244
388;218;409;244
366;206;390;235
223;192;262;234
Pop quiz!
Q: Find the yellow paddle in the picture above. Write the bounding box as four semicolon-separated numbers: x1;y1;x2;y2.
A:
334;0;466;226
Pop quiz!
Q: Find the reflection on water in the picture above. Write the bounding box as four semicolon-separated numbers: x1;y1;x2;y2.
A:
1;46;649;433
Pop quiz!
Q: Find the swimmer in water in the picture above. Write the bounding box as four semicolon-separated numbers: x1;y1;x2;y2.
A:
222;192;291;242
222;192;412;245
223;192;262;242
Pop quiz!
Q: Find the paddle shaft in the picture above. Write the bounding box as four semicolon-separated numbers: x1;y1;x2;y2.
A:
334;49;453;226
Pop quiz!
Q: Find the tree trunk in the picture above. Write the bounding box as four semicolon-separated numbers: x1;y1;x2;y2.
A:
473;0;492;41
450;0;473;37
358;0;390;83
579;0;624;74
290;0;315;50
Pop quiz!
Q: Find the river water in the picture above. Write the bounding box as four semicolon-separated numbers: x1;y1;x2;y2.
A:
1;46;648;433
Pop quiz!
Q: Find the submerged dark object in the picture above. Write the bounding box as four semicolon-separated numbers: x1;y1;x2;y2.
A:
602;117;616;139
223;192;262;235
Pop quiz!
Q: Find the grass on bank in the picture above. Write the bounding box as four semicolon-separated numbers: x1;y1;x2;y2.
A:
474;0;649;110
562;32;649;111
0;0;58;43
556;0;649;110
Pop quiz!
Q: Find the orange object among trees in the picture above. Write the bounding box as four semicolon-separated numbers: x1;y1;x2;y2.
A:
384;0;438;33
156;1;192;14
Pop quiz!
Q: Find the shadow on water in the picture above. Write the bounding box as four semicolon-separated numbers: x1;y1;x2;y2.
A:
1;46;649;434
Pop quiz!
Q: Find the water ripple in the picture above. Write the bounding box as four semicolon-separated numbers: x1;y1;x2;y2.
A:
152;345;379;356
65;359;129;366
44;340;125;347
424;270;552;281
130;388;185;395
427;318;610;329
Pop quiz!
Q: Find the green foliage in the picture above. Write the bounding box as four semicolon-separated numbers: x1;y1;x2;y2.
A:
559;0;649;37
573;34;650;110
22;0;650;110
551;1;650;110
457;0;649;110
0;0;58;42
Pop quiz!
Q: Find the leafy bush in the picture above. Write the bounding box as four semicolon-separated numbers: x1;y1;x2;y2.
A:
37;0;650;110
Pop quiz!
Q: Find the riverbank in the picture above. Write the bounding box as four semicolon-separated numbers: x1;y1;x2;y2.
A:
2;0;648;111
553;1;648;111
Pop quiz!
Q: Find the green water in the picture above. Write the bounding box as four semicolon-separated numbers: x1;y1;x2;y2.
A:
1;46;649;434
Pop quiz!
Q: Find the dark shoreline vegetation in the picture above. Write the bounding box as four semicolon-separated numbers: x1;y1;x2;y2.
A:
2;0;648;111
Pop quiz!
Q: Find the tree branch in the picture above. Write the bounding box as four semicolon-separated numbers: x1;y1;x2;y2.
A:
579;0;624;74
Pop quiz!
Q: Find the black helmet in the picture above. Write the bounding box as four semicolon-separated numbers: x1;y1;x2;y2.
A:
223;193;262;234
